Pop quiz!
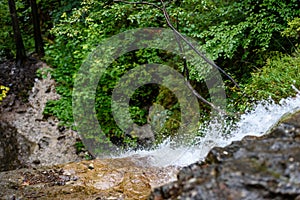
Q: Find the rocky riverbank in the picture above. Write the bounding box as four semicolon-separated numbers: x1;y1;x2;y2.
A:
1;108;299;200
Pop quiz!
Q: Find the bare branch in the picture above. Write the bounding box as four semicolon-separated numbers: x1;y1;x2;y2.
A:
160;0;226;114
186;81;226;115
159;1;189;79
159;0;239;88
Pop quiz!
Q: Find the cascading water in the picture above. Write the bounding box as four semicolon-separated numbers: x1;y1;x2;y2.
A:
118;91;300;167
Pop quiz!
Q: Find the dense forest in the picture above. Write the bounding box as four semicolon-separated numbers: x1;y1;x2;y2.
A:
0;0;299;150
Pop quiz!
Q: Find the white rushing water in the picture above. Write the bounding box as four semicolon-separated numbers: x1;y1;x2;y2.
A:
118;92;300;167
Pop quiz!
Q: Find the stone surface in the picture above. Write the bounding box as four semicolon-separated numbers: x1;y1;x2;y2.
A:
149;111;300;200
0;122;33;171
0;61;82;171
127;124;155;149
0;156;178;200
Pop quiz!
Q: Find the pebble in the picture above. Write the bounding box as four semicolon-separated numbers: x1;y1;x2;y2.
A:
88;163;94;170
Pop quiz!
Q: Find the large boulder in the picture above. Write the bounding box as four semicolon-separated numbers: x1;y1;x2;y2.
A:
150;111;300;199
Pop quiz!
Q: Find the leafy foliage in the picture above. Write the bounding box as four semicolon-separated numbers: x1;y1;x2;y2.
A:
178;0;300;81
282;17;300;42
245;51;300;101
44;0;180;146
227;50;300;113
40;0;300;149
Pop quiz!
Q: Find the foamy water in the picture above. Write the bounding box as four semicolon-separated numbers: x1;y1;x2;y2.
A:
118;92;300;167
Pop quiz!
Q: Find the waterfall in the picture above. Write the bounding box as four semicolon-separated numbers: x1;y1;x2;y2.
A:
117;92;300;167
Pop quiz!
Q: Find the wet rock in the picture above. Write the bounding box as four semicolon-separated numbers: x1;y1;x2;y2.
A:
149;111;300;200
131;124;155;148
0;61;82;170
0;121;33;171
0;60;39;104
0;157;178;200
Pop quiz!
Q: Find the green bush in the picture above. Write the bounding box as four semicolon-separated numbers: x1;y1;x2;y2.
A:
44;1;174;147
282;17;300;41
228;49;300;113
245;50;300;102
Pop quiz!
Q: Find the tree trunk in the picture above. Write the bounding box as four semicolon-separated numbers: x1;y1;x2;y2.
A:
30;0;44;57
8;0;26;67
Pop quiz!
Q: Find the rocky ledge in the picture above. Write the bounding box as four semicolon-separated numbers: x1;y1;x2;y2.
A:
150;111;300;200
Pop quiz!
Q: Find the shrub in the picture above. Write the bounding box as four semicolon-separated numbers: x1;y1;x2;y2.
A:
245;51;300;102
228;49;300;113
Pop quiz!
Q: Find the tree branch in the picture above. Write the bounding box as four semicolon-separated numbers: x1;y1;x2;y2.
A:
159;0;239;88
